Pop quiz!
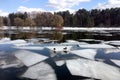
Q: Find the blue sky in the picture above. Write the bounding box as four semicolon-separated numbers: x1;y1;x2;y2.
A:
0;0;120;16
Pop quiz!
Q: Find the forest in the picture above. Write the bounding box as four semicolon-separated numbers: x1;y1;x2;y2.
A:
0;7;120;28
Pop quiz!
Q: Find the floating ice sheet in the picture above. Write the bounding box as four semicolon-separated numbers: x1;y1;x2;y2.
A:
14;50;48;67
79;44;115;49
22;62;57;80
66;58;120;80
70;49;97;60
104;41;120;45
110;59;120;67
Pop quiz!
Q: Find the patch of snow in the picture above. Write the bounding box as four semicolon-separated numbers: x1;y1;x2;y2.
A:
79;39;95;41
63;27;120;31
66;40;80;43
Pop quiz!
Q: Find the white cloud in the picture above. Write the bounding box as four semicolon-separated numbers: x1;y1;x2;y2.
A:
109;0;120;4
20;0;29;2
23;0;29;2
47;0;91;10
54;8;75;13
0;10;9;16
17;6;46;13
96;0;120;9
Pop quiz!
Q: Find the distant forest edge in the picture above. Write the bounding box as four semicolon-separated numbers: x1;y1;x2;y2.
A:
0;8;120;28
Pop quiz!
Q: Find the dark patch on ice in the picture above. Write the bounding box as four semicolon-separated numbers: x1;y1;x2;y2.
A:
0;66;27;80
95;49;120;68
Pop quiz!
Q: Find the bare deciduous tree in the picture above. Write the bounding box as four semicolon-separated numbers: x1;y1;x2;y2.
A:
52;14;64;27
14;17;24;30
34;13;46;27
34;12;64;29
25;18;36;31
25;18;36;27
0;16;3;38
0;16;3;27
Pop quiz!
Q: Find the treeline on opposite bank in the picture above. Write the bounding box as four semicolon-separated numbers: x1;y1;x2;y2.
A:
0;7;120;28
56;8;120;27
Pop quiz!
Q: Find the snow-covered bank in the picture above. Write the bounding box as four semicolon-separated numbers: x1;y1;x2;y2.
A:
63;27;120;31
0;38;10;43
1;26;120;31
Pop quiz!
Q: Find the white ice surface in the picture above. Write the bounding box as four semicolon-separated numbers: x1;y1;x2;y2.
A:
0;39;30;52
14;50;48;67
104;48;120;54
0;39;26;44
15;44;73;52
22;62;57;80
0;64;20;69
0;37;11;43
70;49;97;60
104;40;120;43
110;59;120;67
0;39;28;48
66;59;120;80
55;60;65;66
104;40;120;46
15;46;44;50
79;44;115;49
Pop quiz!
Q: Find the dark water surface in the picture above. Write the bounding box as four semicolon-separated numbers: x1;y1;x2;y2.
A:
63;31;120;41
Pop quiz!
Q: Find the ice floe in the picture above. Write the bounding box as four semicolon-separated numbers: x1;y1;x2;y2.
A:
66;58;120;80
0;38;120;80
